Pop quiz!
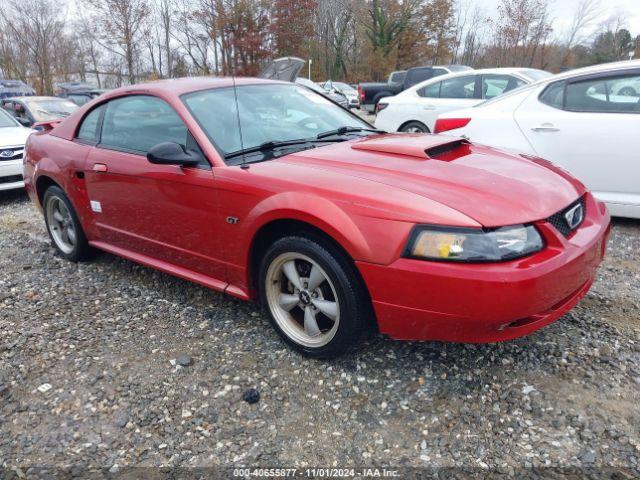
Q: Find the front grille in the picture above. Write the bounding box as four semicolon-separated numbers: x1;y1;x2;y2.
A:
546;196;586;237
0;147;23;161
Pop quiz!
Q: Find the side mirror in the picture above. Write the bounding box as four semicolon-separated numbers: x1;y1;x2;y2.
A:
147;142;202;167
16;117;31;127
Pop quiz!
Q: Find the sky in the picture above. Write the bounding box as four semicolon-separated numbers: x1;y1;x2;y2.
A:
478;0;640;40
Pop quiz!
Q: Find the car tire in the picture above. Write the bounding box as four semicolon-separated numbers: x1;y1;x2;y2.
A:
399;121;429;133
43;186;94;262
259;234;371;358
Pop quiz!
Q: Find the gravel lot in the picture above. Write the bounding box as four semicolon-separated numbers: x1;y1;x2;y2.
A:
1;188;639;476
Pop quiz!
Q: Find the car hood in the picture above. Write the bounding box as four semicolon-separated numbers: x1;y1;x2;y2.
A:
0;126;32;147
274;134;584;228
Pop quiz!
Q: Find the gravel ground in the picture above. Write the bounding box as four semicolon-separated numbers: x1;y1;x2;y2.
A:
1;188;639;477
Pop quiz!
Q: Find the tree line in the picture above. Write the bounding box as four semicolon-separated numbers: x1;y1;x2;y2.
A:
0;0;638;95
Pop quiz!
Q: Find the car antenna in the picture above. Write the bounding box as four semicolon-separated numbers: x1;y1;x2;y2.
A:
231;52;249;170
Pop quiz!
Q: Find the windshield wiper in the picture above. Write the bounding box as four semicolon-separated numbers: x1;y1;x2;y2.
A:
225;139;313;160
316;126;384;140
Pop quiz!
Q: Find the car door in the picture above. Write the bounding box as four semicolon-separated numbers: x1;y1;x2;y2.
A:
414;75;480;131
514;70;640;210
80;95;226;282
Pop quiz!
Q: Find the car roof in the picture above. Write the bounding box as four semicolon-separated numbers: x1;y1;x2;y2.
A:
471;59;640;107
4;96;68;102
404;67;537;93
101;76;286;99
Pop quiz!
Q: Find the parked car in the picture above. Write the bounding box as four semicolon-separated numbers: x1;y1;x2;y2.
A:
56;82;107;106
375;68;551;133
1;96;79;127
358;65;472;112
295;78;350;109
259;57;350;109
23;77;609;357
435;60;640;219
322;81;360;108
0;80;35;99
0;108;32;191
608;76;640;97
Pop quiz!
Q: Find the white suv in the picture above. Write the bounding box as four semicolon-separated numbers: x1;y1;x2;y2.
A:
0;108;32;191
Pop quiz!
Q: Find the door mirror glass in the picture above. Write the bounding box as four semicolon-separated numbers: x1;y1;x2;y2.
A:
147;142;202;167
16;117;31;127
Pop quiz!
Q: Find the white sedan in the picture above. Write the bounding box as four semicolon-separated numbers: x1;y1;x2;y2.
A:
435;60;640;219
0;109;32;191
374;68;550;133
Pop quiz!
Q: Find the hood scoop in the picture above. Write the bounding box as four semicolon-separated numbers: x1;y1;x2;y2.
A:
351;134;471;161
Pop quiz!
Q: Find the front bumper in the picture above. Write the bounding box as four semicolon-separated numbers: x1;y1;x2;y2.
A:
357;193;610;343
0;159;24;191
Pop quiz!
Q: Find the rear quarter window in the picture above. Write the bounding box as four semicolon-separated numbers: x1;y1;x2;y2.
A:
76;105;104;143
539;81;565;109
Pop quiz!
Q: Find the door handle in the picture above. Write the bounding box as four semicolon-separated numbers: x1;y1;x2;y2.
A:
92;163;108;172
422;105;437;110
531;124;559;132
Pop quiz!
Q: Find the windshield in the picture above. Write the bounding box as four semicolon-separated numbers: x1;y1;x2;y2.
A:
23;98;78;121
183;83;369;160
334;82;356;93
0;108;18;127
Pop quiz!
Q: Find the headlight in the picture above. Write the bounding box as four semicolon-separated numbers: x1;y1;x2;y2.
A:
404;224;544;262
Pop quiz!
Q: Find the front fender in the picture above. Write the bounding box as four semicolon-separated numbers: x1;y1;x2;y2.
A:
243;191;373;261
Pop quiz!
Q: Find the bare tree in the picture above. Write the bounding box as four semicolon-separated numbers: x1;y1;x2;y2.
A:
0;0;66;94
81;0;151;84
561;0;601;67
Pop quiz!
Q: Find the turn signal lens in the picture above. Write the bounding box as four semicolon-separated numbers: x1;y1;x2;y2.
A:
405;225;543;262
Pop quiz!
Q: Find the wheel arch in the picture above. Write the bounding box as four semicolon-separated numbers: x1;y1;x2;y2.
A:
398;120;430;133
248;219;355;293
247;218;376;330
35;174;63;206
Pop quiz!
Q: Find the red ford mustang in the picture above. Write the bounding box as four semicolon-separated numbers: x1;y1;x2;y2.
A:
23;77;610;358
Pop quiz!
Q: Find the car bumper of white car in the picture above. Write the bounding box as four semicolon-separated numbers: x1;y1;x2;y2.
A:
0;159;25;191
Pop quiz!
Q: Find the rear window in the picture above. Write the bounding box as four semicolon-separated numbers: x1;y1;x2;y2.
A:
519;69;552;81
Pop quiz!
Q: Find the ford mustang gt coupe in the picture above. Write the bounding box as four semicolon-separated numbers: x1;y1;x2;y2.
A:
23;77;610;358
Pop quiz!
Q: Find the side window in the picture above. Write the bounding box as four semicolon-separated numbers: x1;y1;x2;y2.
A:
566;73;640;113
100;96;188;154
77;105;104;142
539;81;565;109
439;75;477;99
417;82;441;98
482;75;526;99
